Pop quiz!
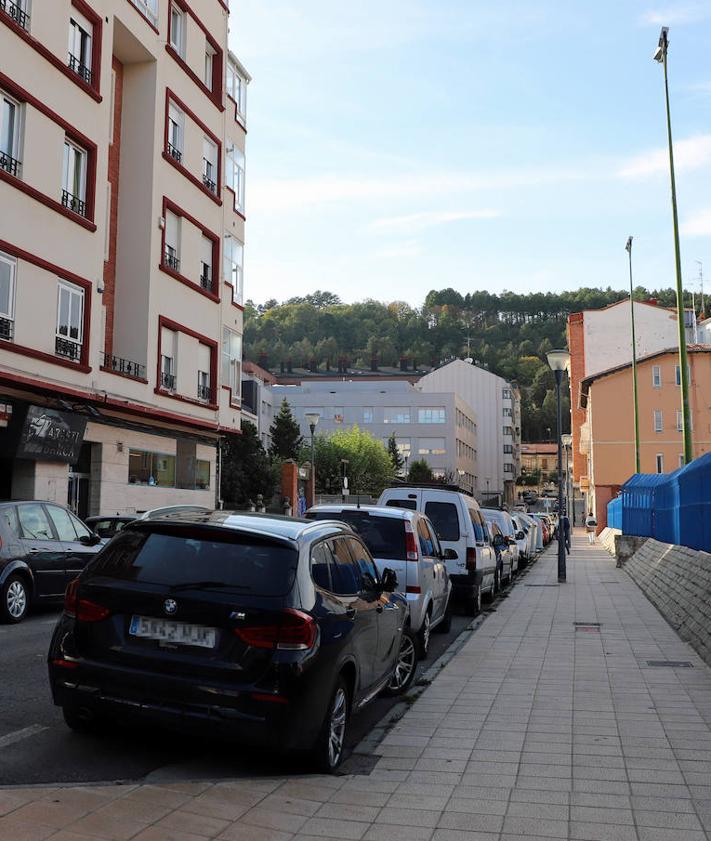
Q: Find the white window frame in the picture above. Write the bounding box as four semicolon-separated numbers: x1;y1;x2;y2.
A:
418;437;446;456
204;42;215;90
197;368;210;401
131;0;158;26
0;90;22;165
652;365;662;388
62;138;87;202
226;142;245;212
656;453;664;474
0;252;16;322
164;210;181;268
202;137;218;193
227;60;247;123
222;327;242;394
167;102;184;159
363;407;374;424
676;410;683;432
418;407;446;424
56;281;84;345
383;407;410;424
68;12;93;80
223;234;243;304
654;409;663;433
170;3;186;57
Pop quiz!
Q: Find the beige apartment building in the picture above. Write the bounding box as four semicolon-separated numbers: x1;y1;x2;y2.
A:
0;0;249;517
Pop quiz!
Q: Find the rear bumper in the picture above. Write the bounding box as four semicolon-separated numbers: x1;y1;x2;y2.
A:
450;571;483;598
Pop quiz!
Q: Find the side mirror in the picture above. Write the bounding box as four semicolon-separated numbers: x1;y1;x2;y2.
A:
361;572;379;593
79;533;101;546
381;568;398;593
493;534;504;547
506;536;517;545
516;531;525;540
442;548;458;561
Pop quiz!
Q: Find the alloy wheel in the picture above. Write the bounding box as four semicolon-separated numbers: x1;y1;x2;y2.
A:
328;687;347;768
421;612;431;656
7;580;26;619
388;632;416;692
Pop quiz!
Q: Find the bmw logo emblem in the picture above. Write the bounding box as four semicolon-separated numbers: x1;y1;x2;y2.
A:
163;599;178;615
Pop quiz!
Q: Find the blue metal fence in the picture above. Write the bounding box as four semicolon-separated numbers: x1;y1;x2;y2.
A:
607;496;622;530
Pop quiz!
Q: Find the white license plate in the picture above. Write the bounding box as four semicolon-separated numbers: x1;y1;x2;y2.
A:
129;615;217;648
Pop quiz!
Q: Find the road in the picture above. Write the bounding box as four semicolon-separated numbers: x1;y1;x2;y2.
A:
0;603;480;787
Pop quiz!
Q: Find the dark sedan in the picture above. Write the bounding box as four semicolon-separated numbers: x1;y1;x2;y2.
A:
48;512;417;771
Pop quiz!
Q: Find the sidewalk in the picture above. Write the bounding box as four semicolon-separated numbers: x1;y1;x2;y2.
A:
2;532;711;841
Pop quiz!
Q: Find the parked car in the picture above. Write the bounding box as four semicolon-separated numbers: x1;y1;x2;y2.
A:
486;521;513;591
85;516;136;541
481;508;520;573
306;505;453;657
510;514;531;564
531;514;551;545
0;501;103;623
48;511;417;772
521;513;544;553
378;486;496;615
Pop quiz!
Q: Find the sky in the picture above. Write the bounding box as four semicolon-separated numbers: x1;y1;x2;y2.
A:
228;1;711;306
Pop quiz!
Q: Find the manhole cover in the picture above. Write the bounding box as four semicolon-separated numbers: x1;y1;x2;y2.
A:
645;660;694;668
525;584;560;587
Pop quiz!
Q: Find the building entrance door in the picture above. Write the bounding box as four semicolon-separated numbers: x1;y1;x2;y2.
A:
68;441;93;520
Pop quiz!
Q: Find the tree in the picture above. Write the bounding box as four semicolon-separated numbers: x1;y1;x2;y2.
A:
220;423;278;508
407;459;433;483
269;399;303;461
387;433;404;473
302;426;394;496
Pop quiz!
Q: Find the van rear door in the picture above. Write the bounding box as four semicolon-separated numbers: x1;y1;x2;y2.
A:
419;490;467;576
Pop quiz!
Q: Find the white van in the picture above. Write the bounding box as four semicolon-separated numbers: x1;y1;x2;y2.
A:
377;486;496;615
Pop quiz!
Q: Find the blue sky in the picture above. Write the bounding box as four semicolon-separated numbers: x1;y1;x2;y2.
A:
229;1;711;306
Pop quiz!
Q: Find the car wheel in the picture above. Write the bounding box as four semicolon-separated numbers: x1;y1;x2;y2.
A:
62;705;106;735
466;586;482;616
1;574;29;623
436;597;453;634
383;627;418;696
418;610;431;658
313;678;349;773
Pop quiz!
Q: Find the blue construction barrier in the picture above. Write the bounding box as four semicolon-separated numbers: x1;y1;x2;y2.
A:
617;451;711;552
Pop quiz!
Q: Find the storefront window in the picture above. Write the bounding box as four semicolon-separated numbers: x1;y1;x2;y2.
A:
196;459;210;490
128;450;176;487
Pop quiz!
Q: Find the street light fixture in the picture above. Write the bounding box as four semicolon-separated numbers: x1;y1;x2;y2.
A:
653;25;693;465
547;349;570;582
304;412;320;507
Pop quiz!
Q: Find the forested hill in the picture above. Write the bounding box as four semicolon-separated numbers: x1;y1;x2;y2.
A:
243;286;686;442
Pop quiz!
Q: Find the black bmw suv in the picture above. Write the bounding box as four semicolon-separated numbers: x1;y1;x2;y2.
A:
48;512;417;771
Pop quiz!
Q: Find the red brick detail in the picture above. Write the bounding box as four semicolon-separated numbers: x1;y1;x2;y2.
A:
567;311;586;484
594;484;621;534
102;57;123;358
281;462;298;513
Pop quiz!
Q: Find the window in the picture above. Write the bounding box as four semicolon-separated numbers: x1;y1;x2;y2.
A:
417;518;437;558
160;326;176;390
0;252;16;339
167;102;184;162
200;235;213;291
227;58;247;122
654;410;663;433
424;502;460;542
202;137;217;194
0;506;19;538
656;454;664;474
62;139;87;216
418;407;446;424
196;459;210;489
128;450;176;487
68;11;93;84
223;234;243;303
502;388;511;399
679;454;684;468
222;327;242;394
197;343;211;401
170;3;186;57
311;543;333;591
652;365;662;388
17;503;54;540
225;142;245;212
503;426;513;436
503;444;513;454
0;91;21;176
46;505;80;541
363;407;373;424
328;538;360;595
383;407;410;424
676;410;683;432
332;407;344;424
504;463;514;473
675;364;691;386
468;509;486;544
503;407;512;417
346;538;379;590
204;43;215;90
131;0;158;26
2;0;30;30
418;437;446;455
56;281;84;359
164;210;180;272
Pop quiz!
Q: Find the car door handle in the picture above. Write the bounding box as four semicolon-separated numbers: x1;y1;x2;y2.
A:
28;548;40;553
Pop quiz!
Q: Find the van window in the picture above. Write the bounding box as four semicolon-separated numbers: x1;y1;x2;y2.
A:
385;499;417;511
468;509;485;543
308;511;407;561
424;502;460;541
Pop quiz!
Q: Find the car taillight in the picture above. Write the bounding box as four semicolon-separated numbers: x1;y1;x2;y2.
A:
234;609;317;651
404;520;419;561
466;547;477;571
64;577;110;622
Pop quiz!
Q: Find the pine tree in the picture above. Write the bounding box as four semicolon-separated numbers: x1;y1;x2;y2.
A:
269;399;303;461
387;433;404;473
220;422;277;507
407;459;433;483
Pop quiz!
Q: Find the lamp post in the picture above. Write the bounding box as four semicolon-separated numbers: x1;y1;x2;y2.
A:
547;349;570;582
304;412;320;507
653;26;693;464
626;237;641;473
562;433;572;521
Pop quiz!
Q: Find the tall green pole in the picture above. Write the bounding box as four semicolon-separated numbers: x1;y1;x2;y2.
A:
626;237;641;473
656;27;693;464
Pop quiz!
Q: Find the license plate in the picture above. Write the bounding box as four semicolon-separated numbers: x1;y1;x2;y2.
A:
129;615;217;648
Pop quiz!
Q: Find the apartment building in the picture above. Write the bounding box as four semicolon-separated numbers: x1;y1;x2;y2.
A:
0;0;249;516
418;360;521;505
241;360;275;450
579;346;711;530
272;381;479;496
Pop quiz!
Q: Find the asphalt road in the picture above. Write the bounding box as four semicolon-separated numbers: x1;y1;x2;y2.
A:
0;601;481;787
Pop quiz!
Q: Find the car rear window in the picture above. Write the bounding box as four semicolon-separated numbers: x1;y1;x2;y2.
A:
424;502;460;541
88;528;298;596
384;499;417;511
309;511;407;561
468;509;486;543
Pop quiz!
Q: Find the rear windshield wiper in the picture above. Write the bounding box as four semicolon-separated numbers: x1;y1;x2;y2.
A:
169;580;249;592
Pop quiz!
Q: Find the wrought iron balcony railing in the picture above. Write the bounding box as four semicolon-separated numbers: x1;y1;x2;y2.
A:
199;263;212;290
62;189;86;217
167;142;182;163
0;0;30;30
202;174;217;194
160;371;176;391
0;150;21;177
100;352;146;380
55;336;81;360
197;382;212;402
68;53;92;85
0;317;13;340
163;248;180;272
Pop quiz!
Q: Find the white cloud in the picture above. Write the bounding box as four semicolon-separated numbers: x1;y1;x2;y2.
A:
681;210;711;237
618;135;711;179
641;3;711;25
374;240;422;259
368;209;501;236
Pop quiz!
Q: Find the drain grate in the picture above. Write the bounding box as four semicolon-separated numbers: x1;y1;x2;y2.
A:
646;660;694;668
525;584;560;587
574;621;601;626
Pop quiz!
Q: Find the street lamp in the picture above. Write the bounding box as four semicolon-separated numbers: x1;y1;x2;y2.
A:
547;349;570;582
626;237;641;474
304;412;320;506
561;433;573;523
653;26;693;464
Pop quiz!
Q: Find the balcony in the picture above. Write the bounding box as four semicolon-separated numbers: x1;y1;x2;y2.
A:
0;317;13;340
163;247;180;272
197;381;211;402
0;0;30;30
62;189;86;217
160;371;176;391
0;150;20;177
167;142;182;163
68;53;92;85
55;336;81;361
202;174;217;194
101;352;146;380
199;263;212;291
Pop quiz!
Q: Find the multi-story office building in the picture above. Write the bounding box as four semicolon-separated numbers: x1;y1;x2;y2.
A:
272;381;479;496
0;1;249;516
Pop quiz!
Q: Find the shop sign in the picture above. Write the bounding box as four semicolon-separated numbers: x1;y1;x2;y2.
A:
17;406;87;463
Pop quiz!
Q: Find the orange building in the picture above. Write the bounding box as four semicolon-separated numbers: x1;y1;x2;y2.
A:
579;346;711;530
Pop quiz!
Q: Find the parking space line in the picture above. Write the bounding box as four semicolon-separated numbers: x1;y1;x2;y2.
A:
0;725;48;749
